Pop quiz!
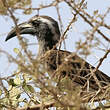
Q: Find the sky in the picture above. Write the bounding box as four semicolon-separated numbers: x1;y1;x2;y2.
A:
0;0;110;77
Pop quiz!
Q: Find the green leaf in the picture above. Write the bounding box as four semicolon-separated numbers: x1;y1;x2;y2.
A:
23;84;35;93
14;76;21;85
0;89;2;96
13;48;20;54
8;79;17;87
23;9;32;15
93;10;98;15
16;94;21;99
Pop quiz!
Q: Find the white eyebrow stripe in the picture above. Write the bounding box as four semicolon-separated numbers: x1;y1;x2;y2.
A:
39;18;54;29
20;24;33;28
31;17;54;32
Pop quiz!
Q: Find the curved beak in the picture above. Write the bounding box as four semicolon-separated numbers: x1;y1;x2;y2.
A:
5;22;36;41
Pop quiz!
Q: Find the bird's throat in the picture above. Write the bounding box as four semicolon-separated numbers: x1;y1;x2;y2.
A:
37;40;55;57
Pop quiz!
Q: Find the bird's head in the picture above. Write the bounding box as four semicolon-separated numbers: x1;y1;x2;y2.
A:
6;15;61;52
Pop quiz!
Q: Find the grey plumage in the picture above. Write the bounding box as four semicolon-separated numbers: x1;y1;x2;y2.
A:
6;15;110;91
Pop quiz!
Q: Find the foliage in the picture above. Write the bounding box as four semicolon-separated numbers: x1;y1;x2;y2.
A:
0;0;32;15
0;0;110;110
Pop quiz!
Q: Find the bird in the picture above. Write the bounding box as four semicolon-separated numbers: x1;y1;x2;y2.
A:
5;15;110;91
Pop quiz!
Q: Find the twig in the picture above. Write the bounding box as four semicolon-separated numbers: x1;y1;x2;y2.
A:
16;101;55;110
65;0;110;42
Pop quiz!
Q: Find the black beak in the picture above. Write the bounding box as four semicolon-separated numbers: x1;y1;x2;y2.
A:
5;22;36;41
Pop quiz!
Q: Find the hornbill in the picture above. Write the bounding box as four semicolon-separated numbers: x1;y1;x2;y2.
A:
5;15;110;91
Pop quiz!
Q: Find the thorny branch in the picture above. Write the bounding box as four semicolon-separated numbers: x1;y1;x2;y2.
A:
0;0;110;110
64;0;110;42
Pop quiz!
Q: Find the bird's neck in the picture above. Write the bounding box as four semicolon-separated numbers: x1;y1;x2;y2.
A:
37;40;56;57
37;32;60;57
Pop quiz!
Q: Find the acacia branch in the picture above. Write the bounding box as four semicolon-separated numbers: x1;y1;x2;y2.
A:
65;0;110;42
16;101;55;110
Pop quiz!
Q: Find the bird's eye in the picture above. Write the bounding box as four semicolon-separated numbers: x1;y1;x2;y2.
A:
31;20;40;27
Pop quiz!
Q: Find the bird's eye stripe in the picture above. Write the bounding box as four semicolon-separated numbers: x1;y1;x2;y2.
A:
19;24;33;28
